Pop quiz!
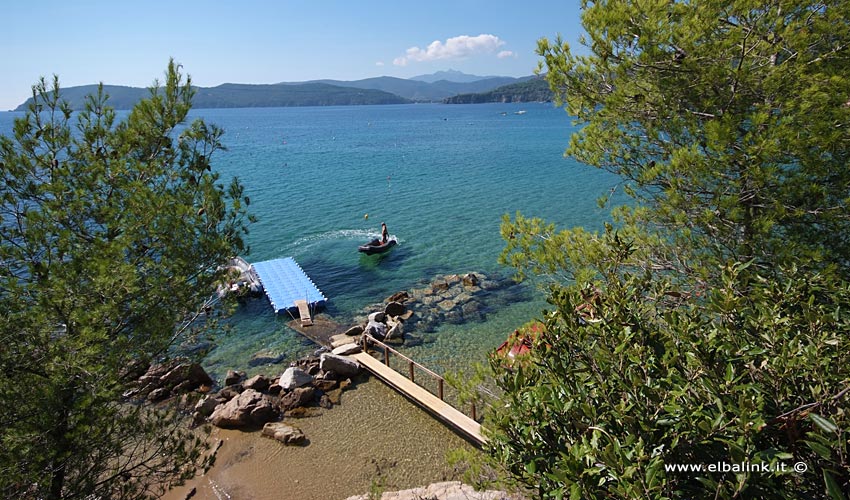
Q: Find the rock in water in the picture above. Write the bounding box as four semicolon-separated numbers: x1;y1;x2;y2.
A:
384;301;406;317
280;386;317;411
262;422;306;445
331;343;362;356
224;369;244;386
343;325;364;337
319;353;361;377
364;320;387;340
368;311;386;323
209;389;278;428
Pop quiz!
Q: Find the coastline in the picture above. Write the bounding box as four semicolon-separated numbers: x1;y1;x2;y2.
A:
164;377;477;500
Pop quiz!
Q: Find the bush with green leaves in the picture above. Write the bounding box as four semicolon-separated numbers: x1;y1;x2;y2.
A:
487;0;850;498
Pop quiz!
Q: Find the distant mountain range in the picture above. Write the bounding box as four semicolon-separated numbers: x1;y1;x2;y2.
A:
409;69;504;83
12;70;549;111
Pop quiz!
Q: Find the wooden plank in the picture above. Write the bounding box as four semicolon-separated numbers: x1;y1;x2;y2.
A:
294;299;313;326
351;352;487;446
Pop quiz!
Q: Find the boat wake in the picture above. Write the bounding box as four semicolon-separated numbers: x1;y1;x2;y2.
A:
284;229;402;252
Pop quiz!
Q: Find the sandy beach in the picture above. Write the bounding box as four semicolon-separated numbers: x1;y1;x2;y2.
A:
163;376;477;500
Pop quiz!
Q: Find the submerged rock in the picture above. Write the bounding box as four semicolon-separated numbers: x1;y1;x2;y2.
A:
262;422;306;445
280;386;317;411
224;369;244;386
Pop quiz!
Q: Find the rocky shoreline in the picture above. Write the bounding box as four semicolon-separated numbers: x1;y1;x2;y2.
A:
130;350;366;450
136;271;524;498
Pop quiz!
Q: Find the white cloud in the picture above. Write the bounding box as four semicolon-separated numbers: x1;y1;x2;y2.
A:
497;50;515;59
393;34;506;66
375;61;385;66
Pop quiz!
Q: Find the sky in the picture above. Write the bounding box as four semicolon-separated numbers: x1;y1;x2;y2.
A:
0;0;586;110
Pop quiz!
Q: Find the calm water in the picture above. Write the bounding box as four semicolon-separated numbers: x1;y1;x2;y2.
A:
1;103;620;379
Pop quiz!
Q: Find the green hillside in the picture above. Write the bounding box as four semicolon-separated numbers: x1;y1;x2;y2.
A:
308;75;532;102
14;82;410;111
443;76;553;104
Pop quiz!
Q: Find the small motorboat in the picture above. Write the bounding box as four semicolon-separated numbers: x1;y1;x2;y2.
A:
358;238;397;255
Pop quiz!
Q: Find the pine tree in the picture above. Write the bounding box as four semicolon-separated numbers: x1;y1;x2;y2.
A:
491;1;850;498
0;61;252;499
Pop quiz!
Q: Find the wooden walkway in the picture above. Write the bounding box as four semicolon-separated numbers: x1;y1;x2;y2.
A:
285;316;488;447
350;351;487;446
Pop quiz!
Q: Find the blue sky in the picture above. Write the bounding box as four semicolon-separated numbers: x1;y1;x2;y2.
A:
0;0;586;110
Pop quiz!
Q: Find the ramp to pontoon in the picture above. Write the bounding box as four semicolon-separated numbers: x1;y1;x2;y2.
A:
251;257;326;314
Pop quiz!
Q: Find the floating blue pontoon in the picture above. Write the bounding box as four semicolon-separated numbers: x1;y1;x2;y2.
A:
251;257;327;314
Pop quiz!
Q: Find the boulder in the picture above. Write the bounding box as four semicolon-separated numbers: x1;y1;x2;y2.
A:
332;343;362;356
312;378;339;392
224;369;244;386
217;386;241;402
280;386;317;411
437;299;456;312
194;395;220;418
363;320;387;340
279;367;313;390
210;389;278;428
386;291;410;303
385;322;404;342
462;273;480;287
160;362;214;390
262;422;306;446
343;325;364;337
432;279;450;292
147;387;170;402
444;274;462;285
368;311;386;323
325;388;343;405
242;374;270;392
384;301;406;317
319;353;361;377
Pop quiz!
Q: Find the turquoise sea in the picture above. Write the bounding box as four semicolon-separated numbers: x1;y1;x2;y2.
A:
1;102;620;379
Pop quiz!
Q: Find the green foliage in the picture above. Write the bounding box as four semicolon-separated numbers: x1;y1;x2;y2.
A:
443;77;553;104
538;0;850;283
0;61;251;499
492;232;850;498
489;1;850;498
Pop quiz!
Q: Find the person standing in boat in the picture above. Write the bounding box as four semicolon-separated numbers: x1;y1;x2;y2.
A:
381;222;389;244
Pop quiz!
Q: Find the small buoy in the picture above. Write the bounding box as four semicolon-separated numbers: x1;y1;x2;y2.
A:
364;213;369;220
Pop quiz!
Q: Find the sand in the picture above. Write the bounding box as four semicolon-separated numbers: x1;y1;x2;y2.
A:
163;377;476;500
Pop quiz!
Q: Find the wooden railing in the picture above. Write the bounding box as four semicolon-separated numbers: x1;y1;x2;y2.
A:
361;334;481;421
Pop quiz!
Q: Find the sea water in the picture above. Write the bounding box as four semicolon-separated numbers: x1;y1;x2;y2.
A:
0;103;621;379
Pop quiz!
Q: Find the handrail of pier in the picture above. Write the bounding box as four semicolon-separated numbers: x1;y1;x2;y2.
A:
361;334;481;421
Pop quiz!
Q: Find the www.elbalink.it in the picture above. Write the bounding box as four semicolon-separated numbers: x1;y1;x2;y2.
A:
664;461;809;474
